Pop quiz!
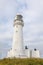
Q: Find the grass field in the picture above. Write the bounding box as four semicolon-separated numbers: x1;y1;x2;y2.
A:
0;58;43;65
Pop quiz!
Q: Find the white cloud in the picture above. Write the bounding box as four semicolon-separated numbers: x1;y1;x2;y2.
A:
0;0;18;19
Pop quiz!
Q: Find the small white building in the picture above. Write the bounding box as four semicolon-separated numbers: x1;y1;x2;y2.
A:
7;14;40;58
31;49;40;58
25;49;30;58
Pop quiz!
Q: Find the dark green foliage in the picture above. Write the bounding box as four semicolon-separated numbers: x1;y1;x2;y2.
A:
0;58;43;65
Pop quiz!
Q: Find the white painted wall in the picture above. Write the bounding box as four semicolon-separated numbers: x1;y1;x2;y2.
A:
32;50;40;58
12;15;24;58
25;49;30;58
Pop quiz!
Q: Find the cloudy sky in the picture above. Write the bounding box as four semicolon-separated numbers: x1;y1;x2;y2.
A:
0;0;43;58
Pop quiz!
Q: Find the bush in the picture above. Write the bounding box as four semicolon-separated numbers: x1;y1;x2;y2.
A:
0;58;43;65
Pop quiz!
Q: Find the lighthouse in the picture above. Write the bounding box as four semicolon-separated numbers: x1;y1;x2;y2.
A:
11;14;25;58
7;14;40;58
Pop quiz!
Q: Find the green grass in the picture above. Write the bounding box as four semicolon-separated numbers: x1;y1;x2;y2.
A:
0;58;43;65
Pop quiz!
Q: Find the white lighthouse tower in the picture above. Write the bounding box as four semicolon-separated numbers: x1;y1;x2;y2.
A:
7;14;40;58
11;14;25;58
